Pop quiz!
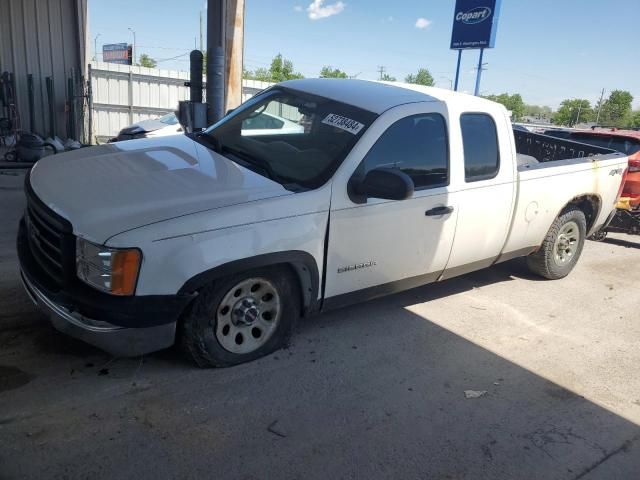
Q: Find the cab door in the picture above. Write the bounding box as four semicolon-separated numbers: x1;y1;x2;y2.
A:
324;103;458;303
440;109;516;279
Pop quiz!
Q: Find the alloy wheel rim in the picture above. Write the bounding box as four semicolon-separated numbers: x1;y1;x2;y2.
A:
553;221;580;266
215;277;281;354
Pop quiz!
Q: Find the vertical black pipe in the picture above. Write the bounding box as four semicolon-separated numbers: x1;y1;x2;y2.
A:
206;0;225;124
46;77;56;138
67;77;73;138
27;74;35;133
87;64;93;144
189;50;203;103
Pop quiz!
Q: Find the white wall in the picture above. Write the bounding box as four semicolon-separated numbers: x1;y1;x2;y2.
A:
90;62;273;141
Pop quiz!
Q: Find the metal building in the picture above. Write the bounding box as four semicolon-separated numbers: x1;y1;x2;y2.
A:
0;0;88;140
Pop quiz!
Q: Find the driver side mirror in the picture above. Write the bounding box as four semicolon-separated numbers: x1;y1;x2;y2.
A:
352;167;414;202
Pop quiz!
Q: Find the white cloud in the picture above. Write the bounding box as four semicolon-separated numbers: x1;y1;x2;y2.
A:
294;5;303;12
307;0;345;20
415;17;432;29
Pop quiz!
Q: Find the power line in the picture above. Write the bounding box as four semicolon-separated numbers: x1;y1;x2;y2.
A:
377;66;386;80
155;52;191;63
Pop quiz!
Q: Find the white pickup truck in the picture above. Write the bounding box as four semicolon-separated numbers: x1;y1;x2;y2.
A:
18;79;629;367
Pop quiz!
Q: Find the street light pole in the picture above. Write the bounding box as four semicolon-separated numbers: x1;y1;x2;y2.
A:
575;102;582;126
439;76;453;89
128;27;136;65
93;33;101;61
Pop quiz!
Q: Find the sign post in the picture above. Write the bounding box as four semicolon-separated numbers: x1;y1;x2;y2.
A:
454;50;462;91
450;0;501;94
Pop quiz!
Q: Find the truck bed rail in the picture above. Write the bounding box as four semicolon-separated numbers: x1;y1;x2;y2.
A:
514;130;614;163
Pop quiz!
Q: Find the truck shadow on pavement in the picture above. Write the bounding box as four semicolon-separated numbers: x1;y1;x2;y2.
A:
600;236;640;250
1;258;639;479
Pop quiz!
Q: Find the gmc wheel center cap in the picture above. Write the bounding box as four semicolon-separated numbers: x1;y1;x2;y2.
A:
232;297;259;326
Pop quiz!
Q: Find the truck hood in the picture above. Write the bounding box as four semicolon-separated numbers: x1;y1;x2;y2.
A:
29;135;292;243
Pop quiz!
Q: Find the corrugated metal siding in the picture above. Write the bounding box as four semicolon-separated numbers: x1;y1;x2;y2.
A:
90;62;274;140
0;0;86;138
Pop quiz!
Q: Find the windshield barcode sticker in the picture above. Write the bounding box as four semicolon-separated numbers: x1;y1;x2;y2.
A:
322;114;365;135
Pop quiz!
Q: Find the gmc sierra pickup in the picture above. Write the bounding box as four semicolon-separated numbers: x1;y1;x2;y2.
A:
18;79;629;367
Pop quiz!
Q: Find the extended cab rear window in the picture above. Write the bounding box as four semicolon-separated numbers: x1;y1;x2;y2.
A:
460;113;499;182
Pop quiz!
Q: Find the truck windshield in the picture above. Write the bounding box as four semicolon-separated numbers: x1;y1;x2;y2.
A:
200;88;377;190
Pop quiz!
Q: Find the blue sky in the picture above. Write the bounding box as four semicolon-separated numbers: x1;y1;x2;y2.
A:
89;0;640;109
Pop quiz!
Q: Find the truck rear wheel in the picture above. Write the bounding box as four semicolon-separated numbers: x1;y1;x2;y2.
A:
181;266;300;367
526;207;587;280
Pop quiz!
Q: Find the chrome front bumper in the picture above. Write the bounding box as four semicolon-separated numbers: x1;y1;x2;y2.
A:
20;270;176;357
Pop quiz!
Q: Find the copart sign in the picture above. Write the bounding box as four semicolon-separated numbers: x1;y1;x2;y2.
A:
450;0;501;50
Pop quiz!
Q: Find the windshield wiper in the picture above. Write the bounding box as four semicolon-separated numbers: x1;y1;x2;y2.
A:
221;145;282;184
195;132;222;153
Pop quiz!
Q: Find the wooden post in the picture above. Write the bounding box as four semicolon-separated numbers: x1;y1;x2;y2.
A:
224;0;244;112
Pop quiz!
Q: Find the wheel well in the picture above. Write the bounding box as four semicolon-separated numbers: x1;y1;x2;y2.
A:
561;194;601;232
177;251;320;317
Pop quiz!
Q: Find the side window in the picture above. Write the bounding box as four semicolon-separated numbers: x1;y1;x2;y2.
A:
460;113;499;182
360;114;449;190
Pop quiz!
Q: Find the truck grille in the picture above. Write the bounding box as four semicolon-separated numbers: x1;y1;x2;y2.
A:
24;176;75;288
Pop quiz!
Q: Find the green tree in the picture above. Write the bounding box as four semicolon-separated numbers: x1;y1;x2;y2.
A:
380;73;396;82
137;53;157;68
552;99;593;127
630;111;640;128
523;104;552;120
319;66;348;79
598;90;634;127
404;68;434;87
268;54;304;82
484;93;526;122
244;54;304;82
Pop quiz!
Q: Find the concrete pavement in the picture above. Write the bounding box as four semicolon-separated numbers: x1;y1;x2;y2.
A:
1;173;639;479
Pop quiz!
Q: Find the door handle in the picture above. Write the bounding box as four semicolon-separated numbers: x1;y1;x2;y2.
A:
425;206;454;216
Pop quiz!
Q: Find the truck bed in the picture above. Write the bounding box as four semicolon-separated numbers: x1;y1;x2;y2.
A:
513;129;615;164
501;130;628;256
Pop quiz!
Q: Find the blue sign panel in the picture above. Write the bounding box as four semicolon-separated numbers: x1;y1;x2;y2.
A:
103;43;132;65
450;0;501;50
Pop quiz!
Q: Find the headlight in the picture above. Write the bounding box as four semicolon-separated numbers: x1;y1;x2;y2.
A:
76;238;142;295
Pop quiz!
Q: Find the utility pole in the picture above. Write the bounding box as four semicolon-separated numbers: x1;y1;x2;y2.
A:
93;33;101;61
595;88;605;125
473;49;487;96
224;0;245;112
207;0;225;123
200;10;204;53
377;66;386;80
575;102;582;126
128;27;136;65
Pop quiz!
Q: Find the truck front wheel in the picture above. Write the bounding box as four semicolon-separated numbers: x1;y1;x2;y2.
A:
526;207;587;280
181;266;300;367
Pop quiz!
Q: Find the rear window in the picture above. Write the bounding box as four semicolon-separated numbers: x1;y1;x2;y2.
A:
460;113;499;182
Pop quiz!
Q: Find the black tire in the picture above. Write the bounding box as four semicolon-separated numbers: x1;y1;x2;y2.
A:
181;266;300;368
527;207;587;280
588;230;608;242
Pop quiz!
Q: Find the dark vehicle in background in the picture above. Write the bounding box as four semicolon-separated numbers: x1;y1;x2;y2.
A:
109;112;182;142
544;128;640;238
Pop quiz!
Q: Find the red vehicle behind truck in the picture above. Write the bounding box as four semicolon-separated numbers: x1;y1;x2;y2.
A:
544;128;640;237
